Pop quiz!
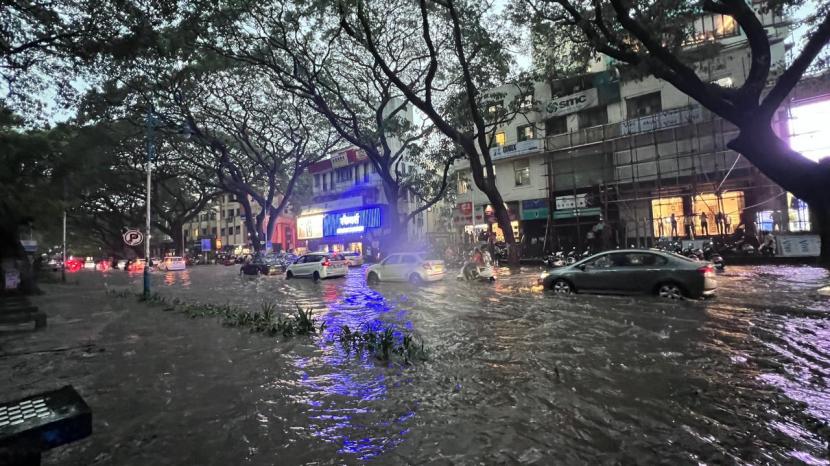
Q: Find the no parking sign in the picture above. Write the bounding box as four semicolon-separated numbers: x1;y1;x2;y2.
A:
122;229;144;246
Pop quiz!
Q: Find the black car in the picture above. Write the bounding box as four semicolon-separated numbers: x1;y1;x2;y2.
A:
240;257;282;276
539;249;717;299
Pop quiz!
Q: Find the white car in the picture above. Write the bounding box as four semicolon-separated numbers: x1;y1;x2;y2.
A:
342;251;364;267
285;253;348;281
160;256;187;271
83;257;96;270
365;253;446;285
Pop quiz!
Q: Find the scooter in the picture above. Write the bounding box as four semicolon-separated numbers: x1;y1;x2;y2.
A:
456;251;496;282
543;250;566;268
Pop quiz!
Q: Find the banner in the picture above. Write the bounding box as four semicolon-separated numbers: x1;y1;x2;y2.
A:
543;88;599;118
776;235;821;257
297;215;324;240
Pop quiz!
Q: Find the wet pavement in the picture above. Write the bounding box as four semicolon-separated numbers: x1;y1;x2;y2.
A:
2;264;830;464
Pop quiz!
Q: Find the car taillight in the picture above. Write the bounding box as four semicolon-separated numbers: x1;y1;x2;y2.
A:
698;265;714;276
422;262;432;270
322;260;331;267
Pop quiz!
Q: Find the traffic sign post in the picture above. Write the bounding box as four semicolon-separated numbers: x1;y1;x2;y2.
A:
122;229;144;247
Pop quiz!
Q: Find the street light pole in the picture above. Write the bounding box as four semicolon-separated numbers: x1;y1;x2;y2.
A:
61;209;66;283
144;107;155;299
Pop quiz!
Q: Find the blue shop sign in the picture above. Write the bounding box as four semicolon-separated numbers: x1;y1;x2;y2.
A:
323;207;382;237
200;238;212;251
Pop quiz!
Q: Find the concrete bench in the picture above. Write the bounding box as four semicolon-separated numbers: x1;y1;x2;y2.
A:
0;386;92;466
0;297;46;330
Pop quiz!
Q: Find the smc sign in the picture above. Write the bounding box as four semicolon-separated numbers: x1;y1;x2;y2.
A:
543;88;599;117
323;207;382;237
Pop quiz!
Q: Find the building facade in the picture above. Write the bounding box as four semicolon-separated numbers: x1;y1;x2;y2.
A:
182;193;297;256
452;6;823;257
295;146;435;256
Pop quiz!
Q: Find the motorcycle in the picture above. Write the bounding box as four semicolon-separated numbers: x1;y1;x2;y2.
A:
456;250;496;282
543;250;566;268
702;241;725;270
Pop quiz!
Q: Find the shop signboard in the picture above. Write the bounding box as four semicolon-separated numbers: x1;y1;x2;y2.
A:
330;151;350;168
552;207;601;220
297;214;324;240
492;139;542;160
543;88;599;118
482;203;519;222
776;234;821;257
521;199;549;220
200;238;212;251
323;207;382;237
555;194;589;210
620;106;704;135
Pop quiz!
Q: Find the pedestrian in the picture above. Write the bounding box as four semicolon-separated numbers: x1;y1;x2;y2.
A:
715;211;725;235
687;214;695;240
670;213;678;239
699;211;709;236
657;217;665;238
724;213;731;234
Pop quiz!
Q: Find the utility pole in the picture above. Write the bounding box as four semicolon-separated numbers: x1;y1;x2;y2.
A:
61;209;66;283
144;107;155;299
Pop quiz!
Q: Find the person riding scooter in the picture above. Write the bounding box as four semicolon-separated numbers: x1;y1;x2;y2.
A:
459;246;496;281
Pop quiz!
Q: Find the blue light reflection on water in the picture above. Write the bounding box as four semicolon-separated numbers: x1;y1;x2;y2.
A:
291;268;418;461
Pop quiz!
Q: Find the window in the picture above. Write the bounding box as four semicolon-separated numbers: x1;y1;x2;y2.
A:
227;209;234;218
336;167;352;183
211;227;217;235
322;173;328;191
401;255;417;264
514;159;530;186
220;227;226;236
626;92;662;118
623;253;666;266
314;174;320;188
493;131;506;147
578;106;608;128
382;255;401;266
209;212;216;220
517;125;535;142
363;163;370;182
354;165;360;185
688;14;739;44
235;226;241;235
201;228;207;236
236;208;241;216
458;176;469;194
545;116;568;135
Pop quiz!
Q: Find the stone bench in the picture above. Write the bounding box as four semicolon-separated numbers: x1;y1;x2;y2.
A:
0;386;92;465
0;297;46;330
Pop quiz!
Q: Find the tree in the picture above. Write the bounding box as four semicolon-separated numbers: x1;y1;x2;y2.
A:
202;1;461;249
160;64;340;253
515;0;830;261
337;0;536;262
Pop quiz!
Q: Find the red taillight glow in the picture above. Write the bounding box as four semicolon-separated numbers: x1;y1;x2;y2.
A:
698;265;714;276
321;260;331;267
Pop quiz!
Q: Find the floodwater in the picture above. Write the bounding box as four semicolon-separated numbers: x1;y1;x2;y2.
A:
19;265;830;464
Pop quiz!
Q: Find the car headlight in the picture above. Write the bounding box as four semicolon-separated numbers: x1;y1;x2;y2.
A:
539;272;549;280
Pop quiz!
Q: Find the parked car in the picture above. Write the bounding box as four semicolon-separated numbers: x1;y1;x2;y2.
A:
284;253;348;281
342;251;364;267
240;256;282;276
539;249;717;300
65;258;83;272
160;256;187;271
365;253;446;285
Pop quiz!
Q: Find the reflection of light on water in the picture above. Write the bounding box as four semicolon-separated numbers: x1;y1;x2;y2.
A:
163;270;191;287
286;271;417;460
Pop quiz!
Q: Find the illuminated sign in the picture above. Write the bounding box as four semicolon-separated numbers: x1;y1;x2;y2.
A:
297;215;324;240
323;207;382;237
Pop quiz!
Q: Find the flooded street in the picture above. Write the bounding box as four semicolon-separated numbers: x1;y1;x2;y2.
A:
6;264;830;464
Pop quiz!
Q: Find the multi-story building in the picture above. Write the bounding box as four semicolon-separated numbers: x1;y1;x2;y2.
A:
182;193;296;256
295;145;436;255
452;6;822;257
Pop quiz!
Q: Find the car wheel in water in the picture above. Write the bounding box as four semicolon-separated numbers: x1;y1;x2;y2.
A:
657;283;684;300
367;272;379;285
409;273;423;285
312;271;320;282
285;271;293;280
551;279;573;295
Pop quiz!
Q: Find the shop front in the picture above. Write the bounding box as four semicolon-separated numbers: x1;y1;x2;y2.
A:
297;206;385;256
520;199;549;257
462;202;520;243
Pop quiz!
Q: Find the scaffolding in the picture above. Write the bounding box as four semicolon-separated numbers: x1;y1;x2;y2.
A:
540;105;773;252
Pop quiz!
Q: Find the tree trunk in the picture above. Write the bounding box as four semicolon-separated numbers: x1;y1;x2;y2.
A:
170;221;185;256
480;186;519;266
381;184;406;254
